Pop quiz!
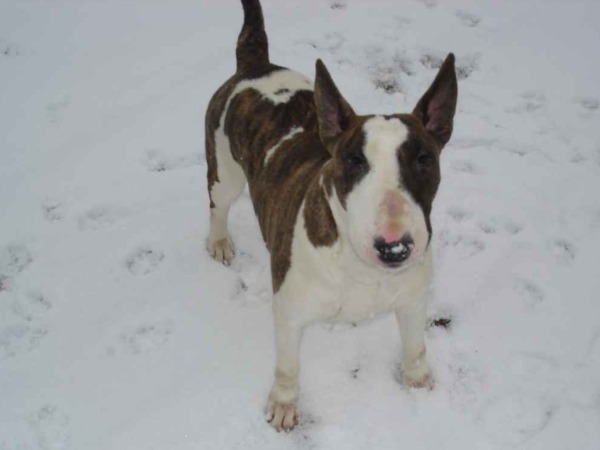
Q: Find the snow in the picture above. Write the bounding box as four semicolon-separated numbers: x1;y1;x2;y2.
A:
1;0;599;448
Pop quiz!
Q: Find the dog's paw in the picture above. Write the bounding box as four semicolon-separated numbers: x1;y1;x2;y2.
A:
265;400;299;432
401;364;434;390
206;238;234;265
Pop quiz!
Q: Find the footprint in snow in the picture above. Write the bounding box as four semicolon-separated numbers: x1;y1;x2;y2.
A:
415;0;437;9
300;31;345;54
437;230;485;259
42;199;65;222
478;218;523;235
0;324;48;361
479;395;554;445
450;159;481;175
142;148;203;173
0;244;32;277
46;94;70;124
0;244;32;292
574;96;599;112
124;246;164;275
549;238;576;264
77;204;127;231
447;206;471;223
229;250;271;307
30;404;72;450
509;91;546;114
10;291;52;323
514;278;544;307
1;39;21;58
0;245;51;360
455;9;481;27
368;49;415;95
329;1;347;10
420;53;480;80
108;322;173;355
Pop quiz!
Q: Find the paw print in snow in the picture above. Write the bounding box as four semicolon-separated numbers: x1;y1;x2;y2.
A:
575;97;599;112
78;204;127;231
330;1;347;10
0;324;47;361
479;395;553;445
11;292;52;322
0;244;32;291
42;199;65;222
549;238;575;263
514;278;544;307
455;10;481;27
124;246;164;275
509;91;546;114
142;149;203;173
108;322;173;355
420;53;479;80
30;404;72;450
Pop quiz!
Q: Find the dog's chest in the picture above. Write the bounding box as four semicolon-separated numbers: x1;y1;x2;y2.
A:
283;210;433;323
330;275;403;322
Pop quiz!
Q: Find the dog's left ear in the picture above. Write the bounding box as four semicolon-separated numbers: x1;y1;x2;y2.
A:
413;53;458;148
314;59;356;150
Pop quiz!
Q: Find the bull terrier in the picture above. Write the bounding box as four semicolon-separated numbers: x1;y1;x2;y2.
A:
204;0;457;432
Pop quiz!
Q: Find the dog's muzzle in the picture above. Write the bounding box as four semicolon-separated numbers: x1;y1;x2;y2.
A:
373;234;414;267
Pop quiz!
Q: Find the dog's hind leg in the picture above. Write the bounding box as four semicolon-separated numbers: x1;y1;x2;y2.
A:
205;124;246;265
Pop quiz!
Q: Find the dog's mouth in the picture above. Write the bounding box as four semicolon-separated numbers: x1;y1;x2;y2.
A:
373;235;414;267
348;236;420;273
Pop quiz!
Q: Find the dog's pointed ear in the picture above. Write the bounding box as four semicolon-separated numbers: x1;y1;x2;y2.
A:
314;59;356;149
413;53;458;148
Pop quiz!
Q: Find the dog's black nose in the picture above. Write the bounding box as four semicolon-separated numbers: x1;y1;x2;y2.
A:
373;235;414;267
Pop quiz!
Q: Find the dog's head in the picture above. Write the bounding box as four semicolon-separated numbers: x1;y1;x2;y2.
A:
315;54;457;271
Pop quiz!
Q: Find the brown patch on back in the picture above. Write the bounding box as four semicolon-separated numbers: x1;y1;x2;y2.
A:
204;65;284;207
205;65;339;292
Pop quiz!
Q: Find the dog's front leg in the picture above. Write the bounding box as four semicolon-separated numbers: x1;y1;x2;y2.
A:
266;300;304;432
395;298;433;389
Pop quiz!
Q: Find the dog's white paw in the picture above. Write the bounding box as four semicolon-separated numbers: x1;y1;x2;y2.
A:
206;237;234;265
401;363;434;390
266;400;299;432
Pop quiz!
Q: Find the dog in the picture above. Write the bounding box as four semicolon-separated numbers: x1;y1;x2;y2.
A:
205;0;457;432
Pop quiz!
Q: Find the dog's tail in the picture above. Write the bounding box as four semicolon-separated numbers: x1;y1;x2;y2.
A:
236;0;270;73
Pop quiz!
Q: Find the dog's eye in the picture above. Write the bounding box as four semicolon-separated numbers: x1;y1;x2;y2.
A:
344;152;367;168
416;151;433;168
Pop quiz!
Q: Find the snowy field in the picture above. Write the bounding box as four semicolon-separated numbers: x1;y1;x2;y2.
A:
1;0;600;448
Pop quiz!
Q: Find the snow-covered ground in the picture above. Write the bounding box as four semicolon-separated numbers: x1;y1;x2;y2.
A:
1;0;600;448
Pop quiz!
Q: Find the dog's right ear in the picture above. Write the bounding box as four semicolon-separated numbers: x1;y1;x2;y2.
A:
314;59;356;150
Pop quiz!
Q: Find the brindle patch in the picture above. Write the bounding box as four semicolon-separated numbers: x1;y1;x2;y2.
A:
204;65;284;207
252;132;331;292
304;172;338;247
397;114;442;237
329;117;371;209
207;67;334;291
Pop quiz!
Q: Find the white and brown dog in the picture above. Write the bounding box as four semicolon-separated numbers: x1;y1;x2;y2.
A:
205;0;457;432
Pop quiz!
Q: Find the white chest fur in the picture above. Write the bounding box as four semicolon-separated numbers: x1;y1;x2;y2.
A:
276;203;433;324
